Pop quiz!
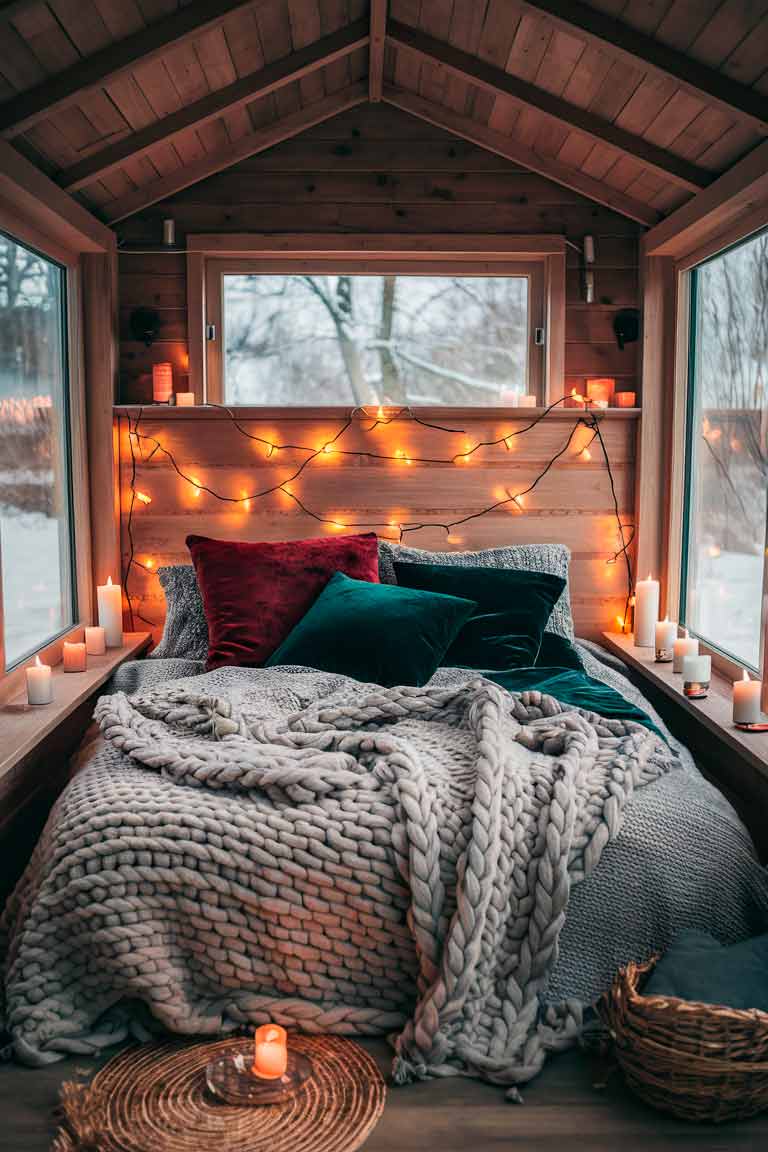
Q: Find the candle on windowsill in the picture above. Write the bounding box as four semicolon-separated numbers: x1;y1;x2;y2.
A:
733;670;762;725
633;573;659;648
175;391;195;407
97;576;123;648
614;391;637;408
26;655;52;705
518;394;537;408
672;628;698;673
62;641;87;672
252;1024;288;1079
500;390;519;407
654;617;676;662
85;626;106;655
683;654;711;698
586;378;615;406
152;362;173;403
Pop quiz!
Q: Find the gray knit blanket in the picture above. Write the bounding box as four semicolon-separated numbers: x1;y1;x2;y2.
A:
2;668;677;1093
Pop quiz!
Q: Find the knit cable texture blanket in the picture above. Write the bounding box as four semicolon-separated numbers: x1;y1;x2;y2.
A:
2;669;677;1093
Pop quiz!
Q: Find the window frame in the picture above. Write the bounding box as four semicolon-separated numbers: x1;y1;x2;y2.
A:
189;235;566;408
669;224;768;682
0;225;92;692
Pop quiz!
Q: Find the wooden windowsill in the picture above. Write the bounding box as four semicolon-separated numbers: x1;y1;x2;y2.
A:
0;633;151;782
113;404;642;419
602;632;768;779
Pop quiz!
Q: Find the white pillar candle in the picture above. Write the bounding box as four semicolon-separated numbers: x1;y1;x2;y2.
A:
633;573;659;647
85;626;106;655
682;654;711;698
97;576;123;648
733;670;762;725
26;655;53;705
655;617;676;662
62;641;87;672
672;628;698;674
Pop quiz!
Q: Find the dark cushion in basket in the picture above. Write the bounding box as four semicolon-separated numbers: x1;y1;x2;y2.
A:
643;930;768;1012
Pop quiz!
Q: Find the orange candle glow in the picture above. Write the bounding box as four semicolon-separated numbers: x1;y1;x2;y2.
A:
152;362;173;403
614;391;637;408
252;1024;288;1079
586;378;615;406
564;388;586;409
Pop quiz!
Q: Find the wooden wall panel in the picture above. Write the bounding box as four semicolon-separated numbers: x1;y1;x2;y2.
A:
116;103;642;402
117;407;638;642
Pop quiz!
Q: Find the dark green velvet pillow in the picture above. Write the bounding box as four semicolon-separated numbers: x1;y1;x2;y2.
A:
266;571;477;687
392;561;566;670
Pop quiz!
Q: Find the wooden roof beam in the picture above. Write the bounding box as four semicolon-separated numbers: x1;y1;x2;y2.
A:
384;85;660;226
104;82;368;223
59;20;370;193
369;0;387;102
0;0;261;139
643;138;768;257
518;0;768;136
388;21;711;193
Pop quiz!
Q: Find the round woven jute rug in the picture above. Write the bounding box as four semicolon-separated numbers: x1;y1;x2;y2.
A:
53;1035;386;1152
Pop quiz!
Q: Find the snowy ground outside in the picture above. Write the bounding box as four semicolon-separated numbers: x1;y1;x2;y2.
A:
1;513;68;667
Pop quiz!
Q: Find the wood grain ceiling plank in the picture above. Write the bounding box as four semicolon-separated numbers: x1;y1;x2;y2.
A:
50;0;112;56
318;0;353;94
222;7;265;77
518;0;768;133
91;0;145;41
0;0;259;138
102;80;368;221
653;0;722;51
387;21;712;189
688;0;768;68
288;0;325;104
476;0;523;70
10;2;80;73
369;0;387;100
384;83;662;223
61;21;367;190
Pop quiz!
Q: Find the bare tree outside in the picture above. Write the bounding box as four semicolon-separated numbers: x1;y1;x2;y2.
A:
0;234;72;666
685;229;768;668
223;274;530;406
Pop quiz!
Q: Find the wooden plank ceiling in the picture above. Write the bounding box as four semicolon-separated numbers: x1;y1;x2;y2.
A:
0;0;765;228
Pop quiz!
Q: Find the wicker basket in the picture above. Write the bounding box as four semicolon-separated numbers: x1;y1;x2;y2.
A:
599;955;768;1123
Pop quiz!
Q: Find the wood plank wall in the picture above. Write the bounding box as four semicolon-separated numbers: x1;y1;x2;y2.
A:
117;406;637;642
114;101;641;642
115;103;642;402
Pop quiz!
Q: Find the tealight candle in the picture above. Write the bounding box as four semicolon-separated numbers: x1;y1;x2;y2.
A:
615;391;637;408
26;655;52;705
97;576;123;648
655;617;676;662
633;573;659;648
252;1024;287;1079
733;670;762;725
683;654;711;698
85;626;106;655
62;641;87;672
672;628;698;674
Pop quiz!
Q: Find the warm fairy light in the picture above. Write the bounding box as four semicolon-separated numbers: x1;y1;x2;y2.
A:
581;448;592;461
266;443;276;458
616;615;625;629
708;544;721;558
504;437;514;451
145;558;155;569
241;491;251;511
513;494;525;509
322;444;333;455
135;490;152;505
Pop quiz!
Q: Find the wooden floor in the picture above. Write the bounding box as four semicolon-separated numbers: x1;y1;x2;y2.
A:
2;1039;767;1150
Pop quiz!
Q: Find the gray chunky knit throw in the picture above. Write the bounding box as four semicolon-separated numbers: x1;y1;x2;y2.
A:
2;668;676;1092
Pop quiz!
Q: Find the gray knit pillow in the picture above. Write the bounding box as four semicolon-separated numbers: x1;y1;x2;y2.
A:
150;564;209;662
378;540;574;640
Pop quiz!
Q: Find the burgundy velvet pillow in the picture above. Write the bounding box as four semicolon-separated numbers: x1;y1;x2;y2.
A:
187;532;380;670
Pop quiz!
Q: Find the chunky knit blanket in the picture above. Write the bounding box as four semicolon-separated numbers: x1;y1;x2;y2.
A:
2;668;677;1092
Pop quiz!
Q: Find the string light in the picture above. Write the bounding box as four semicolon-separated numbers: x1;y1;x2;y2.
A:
122;397;634;631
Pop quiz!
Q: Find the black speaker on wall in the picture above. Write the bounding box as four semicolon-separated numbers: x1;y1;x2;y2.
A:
613;308;640;350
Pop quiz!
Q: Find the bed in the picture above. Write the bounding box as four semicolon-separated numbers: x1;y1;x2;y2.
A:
2;542;767;1097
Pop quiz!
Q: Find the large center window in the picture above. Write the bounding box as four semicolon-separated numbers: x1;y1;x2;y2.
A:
0;231;74;670
207;267;544;406
681;228;767;671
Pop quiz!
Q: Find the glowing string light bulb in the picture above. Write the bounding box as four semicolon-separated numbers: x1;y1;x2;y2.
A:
134;491;152;505
241;491;251;511
581;447;592;461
